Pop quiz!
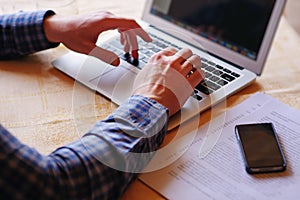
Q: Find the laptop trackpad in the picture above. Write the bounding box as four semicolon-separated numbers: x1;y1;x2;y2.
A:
89;66;136;105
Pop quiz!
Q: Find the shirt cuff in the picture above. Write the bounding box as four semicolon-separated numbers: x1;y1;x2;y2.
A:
1;10;60;58
112;95;169;138
87;95;169;155
22;10;60;52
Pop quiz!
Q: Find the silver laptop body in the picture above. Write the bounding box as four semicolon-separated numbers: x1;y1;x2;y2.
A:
52;0;286;130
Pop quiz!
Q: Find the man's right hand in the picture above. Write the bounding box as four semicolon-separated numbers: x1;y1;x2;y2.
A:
132;47;205;116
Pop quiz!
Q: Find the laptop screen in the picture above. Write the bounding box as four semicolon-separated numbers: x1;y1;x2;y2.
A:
150;0;275;61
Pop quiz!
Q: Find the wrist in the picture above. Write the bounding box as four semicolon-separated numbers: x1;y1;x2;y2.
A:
43;12;62;43
132;84;179;116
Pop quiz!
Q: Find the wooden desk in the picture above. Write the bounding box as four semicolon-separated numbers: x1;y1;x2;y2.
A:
0;1;300;199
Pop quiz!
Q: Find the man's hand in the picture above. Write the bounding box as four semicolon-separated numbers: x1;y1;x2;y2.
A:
43;11;152;66
132;47;205;116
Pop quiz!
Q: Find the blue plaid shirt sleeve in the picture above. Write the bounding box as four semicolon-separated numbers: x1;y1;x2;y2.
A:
0;95;169;199
0;10;59;59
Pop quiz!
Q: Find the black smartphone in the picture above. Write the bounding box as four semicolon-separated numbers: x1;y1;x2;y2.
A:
235;123;286;174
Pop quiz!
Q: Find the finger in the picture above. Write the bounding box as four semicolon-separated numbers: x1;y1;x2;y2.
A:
107;18;152;42
120;32;125;45
124;30;139;59
182;54;202;77
133;27;152;42
181;60;195;76
186;54;202;69
120;32;130;53
187;68;206;86
159;47;177;56
88;46;120;66
173;48;193;64
149;47;177;62
118;26;152;43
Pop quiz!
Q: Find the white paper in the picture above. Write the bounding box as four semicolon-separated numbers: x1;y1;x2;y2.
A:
140;93;300;200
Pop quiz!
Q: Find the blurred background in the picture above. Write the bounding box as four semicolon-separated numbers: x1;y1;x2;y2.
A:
0;0;299;34
285;0;300;34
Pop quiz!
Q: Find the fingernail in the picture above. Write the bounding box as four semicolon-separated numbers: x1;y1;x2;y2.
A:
111;58;120;66
132;51;138;60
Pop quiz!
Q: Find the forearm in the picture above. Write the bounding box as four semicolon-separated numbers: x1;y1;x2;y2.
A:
0;10;59;59
0;95;168;199
51;95;168;198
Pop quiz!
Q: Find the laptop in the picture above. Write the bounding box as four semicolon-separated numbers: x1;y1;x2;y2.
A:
52;0;286;130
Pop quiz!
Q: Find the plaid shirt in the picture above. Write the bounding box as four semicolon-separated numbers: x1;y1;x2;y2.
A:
0;10;59;59
0;11;169;199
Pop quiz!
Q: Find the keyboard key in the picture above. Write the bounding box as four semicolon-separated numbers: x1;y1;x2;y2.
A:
150;47;161;53
212;70;223;76
205;65;215;72
196;83;214;95
207;61;216;66
209;76;220;82
142;57;150;63
204;80;221;91
171;44;181;50
217;79;228;86
145;51;153;57
196;80;221;95
215;65;223;70
201;57;208;62
140;49;151;54
192;92;203;101
201;63;208;69
138;53;146;60
223;68;232;73
153;40;168;49
145;43;156;49
221;73;235;82
204;72;212;79
231;72;240;78
109;40;123;49
137;38;148;45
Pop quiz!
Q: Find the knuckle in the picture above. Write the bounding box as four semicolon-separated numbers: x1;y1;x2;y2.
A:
97;11;113;19
187;49;193;54
182;48;192;54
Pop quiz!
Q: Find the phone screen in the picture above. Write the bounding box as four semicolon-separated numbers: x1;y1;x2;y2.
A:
235;123;286;173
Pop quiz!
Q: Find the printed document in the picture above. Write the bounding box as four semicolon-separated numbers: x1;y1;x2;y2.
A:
140;93;300;200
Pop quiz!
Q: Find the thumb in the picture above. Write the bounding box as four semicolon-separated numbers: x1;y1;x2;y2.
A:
88;45;120;66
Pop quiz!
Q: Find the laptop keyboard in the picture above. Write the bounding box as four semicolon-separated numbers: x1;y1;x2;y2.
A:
100;33;241;101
